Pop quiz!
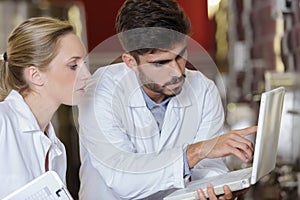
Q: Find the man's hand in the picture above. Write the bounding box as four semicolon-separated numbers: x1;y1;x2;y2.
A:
187;126;257;168
197;184;250;200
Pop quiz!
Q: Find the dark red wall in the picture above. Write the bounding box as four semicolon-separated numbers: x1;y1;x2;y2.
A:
79;0;124;51
177;0;215;53
78;0;214;53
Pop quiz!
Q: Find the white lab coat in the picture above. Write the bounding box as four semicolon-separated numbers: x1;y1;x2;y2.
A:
78;62;228;200
0;90;67;198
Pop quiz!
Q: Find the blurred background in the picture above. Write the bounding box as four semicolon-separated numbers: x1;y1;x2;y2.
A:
1;0;300;199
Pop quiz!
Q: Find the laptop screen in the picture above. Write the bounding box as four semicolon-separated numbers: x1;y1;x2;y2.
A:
251;87;285;184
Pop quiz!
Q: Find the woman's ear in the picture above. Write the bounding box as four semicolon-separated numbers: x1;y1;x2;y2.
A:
24;66;44;86
122;53;138;69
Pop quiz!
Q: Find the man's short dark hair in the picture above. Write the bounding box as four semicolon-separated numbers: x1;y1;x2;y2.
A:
115;0;191;62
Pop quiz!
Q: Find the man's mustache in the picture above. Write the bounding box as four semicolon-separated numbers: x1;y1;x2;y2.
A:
163;74;186;87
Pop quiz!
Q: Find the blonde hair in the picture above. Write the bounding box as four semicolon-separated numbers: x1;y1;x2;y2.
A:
0;17;75;100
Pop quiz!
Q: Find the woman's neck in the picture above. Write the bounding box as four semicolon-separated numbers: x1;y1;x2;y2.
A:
22;91;59;132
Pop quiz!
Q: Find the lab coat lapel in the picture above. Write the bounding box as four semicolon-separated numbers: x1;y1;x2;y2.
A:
158;91;192;150
128;82;161;149
158;105;180;150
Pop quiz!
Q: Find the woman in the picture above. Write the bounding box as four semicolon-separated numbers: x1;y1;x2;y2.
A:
0;17;90;198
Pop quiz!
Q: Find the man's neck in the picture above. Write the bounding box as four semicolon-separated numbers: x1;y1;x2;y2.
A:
141;85;166;103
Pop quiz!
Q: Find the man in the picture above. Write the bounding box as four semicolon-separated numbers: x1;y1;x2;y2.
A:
78;0;256;199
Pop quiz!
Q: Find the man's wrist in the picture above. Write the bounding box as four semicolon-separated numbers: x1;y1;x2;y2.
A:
183;148;192;178
186;142;203;168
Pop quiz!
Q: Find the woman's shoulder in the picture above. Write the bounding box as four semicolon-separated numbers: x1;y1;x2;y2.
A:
0;101;14;138
0;100;12;118
0;92;23;127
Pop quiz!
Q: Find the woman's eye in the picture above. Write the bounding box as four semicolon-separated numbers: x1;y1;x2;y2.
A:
68;64;78;70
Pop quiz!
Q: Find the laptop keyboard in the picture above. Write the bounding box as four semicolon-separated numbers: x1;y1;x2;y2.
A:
25;187;56;200
187;167;253;190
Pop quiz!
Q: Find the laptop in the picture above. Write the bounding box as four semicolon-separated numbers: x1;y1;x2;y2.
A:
2;171;73;200
164;86;285;200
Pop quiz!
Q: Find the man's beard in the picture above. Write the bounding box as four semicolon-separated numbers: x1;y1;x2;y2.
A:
138;69;186;97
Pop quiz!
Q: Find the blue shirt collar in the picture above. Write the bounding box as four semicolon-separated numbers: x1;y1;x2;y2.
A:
141;88;171;110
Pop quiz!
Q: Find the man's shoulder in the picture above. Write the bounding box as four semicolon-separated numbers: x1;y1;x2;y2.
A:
87;62;137;93
91;62;130;80
185;69;213;86
95;62;127;73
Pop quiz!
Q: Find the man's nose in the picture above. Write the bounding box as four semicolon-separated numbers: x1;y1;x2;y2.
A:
168;60;183;77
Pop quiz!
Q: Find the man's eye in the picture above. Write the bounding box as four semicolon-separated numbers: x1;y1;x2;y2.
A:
152;62;163;67
151;61;169;67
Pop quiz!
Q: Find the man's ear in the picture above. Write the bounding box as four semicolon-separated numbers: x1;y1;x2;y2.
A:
122;53;138;69
24;66;44;86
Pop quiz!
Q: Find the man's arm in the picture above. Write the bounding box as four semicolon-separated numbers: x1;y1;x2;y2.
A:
185;74;256;200
187;126;256;169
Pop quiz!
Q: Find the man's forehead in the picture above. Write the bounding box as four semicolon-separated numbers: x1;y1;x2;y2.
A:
145;42;187;55
137;46;187;65
119;27;188;52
